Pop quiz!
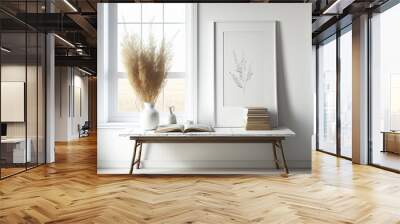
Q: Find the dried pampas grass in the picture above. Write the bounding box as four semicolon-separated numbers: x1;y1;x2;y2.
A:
121;32;172;104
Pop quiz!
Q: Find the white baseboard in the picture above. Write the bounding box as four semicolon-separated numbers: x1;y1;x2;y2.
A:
98;168;311;175
97;159;311;173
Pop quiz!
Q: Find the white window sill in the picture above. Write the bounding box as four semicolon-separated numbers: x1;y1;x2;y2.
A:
98;122;140;129
98;115;191;129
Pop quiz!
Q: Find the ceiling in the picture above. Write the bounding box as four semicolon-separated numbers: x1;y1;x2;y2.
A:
0;0;394;75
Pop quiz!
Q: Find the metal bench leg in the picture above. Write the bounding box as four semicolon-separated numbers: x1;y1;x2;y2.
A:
277;140;289;175
272;141;280;169
129;140;139;175
136;142;143;169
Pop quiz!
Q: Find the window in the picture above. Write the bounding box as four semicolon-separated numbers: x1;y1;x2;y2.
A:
339;29;352;158
390;74;400;130
317;37;337;154
370;3;400;171
316;26;353;159
108;3;195;122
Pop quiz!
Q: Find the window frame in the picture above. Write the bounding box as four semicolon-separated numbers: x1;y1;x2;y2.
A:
368;1;400;173
107;3;197;123
315;25;353;161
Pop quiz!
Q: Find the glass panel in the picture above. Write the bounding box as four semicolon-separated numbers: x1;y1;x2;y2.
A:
390;74;400;130
27;31;38;168
117;77;185;113
117;77;140;112
164;4;185;23
142;3;163;23
371;3;400;171
162;78;185;113
117;24;141;73
318;38;337;154
164;24;185;72
340;30;352;158
142;24;163;45
1;31;27;177
118;3;141;23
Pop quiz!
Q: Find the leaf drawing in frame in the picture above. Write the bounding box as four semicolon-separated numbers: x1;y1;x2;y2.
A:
226;50;254;94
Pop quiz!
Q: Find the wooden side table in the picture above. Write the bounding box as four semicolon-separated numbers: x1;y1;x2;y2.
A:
382;131;400;154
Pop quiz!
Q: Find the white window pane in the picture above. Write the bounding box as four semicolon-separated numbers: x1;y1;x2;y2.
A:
163;78;185;113
142;24;163;46
392;74;400;87
391;87;400;113
165;24;185;72
142;3;163;23
154;78;185;112
318;38;337;154
340;30;352;158
118;24;141;73
118;77;185;114
118;3;141;23
164;4;185;23
118;78;141;112
391;115;400;130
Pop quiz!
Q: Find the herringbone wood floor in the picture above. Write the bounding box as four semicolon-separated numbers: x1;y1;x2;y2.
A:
1;135;400;224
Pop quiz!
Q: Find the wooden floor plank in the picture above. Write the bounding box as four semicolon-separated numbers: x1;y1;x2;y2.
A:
0;135;400;223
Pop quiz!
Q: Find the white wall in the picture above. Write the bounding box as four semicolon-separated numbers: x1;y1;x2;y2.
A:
97;3;313;173
55;67;89;141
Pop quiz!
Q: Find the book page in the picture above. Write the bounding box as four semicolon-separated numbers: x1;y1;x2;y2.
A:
155;124;184;133
183;124;214;133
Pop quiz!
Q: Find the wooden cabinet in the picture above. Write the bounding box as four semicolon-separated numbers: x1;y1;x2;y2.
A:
383;132;400;154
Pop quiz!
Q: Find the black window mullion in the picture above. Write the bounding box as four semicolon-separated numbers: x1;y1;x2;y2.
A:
316;45;320;151
0;28;2;179
25;0;28;171
336;30;341;157
367;11;373;165
36;0;39;167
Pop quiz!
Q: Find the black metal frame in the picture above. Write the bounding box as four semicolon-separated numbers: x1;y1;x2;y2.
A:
315;24;353;161
316;0;400;172
0;0;47;180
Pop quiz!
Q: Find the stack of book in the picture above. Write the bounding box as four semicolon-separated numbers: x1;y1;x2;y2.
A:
245;107;272;130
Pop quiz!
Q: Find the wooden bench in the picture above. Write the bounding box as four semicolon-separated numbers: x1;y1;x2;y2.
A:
120;127;295;175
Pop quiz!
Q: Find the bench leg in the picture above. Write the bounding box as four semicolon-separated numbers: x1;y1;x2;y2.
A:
129;140;139;175
272;142;280;169
277;140;289;175
136;142;143;169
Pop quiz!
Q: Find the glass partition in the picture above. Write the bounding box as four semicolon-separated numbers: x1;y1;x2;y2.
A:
370;3;400;171
1;31;28;177
340;29;352;158
317;36;337;155
0;1;46;179
316;26;353;160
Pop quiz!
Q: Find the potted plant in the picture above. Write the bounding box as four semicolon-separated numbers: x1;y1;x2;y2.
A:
121;33;171;130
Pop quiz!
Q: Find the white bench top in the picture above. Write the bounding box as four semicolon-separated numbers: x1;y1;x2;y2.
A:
120;127;295;138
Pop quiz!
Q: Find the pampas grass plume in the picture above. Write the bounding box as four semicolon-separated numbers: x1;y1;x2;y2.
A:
121;32;172;105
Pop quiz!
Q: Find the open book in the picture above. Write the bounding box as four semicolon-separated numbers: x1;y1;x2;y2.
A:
155;124;214;133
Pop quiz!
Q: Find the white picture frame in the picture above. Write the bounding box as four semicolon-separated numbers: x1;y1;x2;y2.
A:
213;21;278;127
1;81;25;122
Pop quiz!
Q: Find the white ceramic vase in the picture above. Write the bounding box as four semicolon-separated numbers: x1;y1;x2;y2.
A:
141;102;159;130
